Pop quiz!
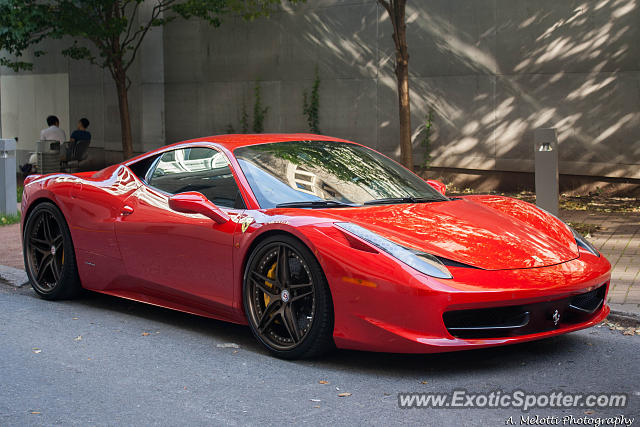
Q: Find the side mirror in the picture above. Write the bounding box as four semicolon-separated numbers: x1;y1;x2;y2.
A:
426;180;446;196
168;192;229;224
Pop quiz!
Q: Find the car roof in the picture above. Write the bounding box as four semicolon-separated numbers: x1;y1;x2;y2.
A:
123;133;356;168
181;133;353;149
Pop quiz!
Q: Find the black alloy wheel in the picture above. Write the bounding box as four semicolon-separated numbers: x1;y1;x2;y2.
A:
244;235;334;359
23;202;81;299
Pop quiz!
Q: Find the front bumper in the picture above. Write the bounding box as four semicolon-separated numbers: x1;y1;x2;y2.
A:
443;283;607;339
344;302;609;353
320;244;611;353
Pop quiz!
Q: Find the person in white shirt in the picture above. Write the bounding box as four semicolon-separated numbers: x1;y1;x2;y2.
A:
40;115;66;142
24;115;67;173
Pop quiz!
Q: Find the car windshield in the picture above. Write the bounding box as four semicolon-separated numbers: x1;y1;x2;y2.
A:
234;141;447;209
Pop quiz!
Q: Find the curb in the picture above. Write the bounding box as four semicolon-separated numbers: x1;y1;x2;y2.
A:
0;265;28;288
607;309;640;328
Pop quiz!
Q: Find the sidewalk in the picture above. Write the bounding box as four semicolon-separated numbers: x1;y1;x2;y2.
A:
0;223;23;270
1;210;639;308
560;210;640;308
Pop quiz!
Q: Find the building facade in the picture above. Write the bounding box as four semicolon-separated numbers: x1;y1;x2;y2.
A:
1;0;639;187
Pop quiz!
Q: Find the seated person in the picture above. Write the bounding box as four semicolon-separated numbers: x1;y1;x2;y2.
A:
70;118;91;143
40;115;66;143
61;118;92;164
23;115;67;173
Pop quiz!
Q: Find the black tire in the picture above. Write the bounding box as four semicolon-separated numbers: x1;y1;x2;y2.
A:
23;202;82;300
243;234;334;359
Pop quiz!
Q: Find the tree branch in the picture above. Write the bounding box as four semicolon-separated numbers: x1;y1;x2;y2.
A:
122;1;164;71
121;0;178;69
122;1;142;48
377;0;391;15
378;0;401;53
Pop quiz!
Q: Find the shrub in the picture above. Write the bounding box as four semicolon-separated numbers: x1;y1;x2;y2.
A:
303;67;321;133
252;82;268;133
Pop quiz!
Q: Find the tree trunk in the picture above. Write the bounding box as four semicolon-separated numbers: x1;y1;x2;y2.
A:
396;53;412;171
379;0;413;171
114;65;134;160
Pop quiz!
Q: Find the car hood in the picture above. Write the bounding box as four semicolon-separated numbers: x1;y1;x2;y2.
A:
319;196;579;270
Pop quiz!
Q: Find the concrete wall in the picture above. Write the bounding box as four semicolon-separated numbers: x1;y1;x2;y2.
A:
164;0;640;179
1;73;70;165
1;0;639;181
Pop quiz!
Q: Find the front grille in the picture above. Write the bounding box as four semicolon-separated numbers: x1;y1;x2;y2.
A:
569;286;606;314
443;283;607;339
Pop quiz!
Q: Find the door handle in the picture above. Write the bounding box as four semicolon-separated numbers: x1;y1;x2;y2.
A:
121;205;134;216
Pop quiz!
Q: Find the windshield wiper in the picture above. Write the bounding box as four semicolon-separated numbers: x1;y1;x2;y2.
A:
363;197;447;205
275;200;354;209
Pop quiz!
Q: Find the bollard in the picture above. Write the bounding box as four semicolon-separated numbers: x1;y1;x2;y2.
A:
0;139;18;216
533;128;559;217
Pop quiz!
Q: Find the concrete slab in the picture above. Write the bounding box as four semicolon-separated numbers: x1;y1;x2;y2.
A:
0;264;27;287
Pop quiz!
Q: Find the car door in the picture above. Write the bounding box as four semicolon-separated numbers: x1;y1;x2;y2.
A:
114;146;245;315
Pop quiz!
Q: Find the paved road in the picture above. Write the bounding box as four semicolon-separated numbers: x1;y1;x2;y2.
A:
1;284;638;426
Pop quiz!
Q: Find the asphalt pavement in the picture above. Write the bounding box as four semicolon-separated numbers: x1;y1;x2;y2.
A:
1;284;638;426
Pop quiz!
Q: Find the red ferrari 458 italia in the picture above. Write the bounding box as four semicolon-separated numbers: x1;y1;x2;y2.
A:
21;134;611;358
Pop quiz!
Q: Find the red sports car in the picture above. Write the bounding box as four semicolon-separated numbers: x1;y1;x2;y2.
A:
21;134;611;358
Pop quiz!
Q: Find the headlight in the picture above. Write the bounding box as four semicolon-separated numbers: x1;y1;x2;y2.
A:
335;222;453;279
569;226;600;257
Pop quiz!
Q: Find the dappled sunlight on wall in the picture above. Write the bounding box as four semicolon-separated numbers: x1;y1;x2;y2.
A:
162;0;640;179
388;0;640;178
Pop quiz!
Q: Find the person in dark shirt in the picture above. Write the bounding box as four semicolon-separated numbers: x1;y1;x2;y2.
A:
70;117;91;142
60;117;92;167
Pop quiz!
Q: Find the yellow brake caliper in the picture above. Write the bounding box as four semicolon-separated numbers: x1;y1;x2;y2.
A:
264;262;277;307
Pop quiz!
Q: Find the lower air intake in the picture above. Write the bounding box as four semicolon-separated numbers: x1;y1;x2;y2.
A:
443;283;607;339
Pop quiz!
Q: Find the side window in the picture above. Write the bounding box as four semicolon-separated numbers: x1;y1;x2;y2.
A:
147;147;245;209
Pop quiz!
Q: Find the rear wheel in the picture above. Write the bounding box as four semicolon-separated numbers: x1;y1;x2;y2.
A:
23;202;82;300
243;235;334;359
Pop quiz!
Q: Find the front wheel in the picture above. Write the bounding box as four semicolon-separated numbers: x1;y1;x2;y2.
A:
243;235;334;359
23;202;82;300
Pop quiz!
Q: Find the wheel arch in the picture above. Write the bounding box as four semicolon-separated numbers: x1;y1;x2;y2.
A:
238;227;335;320
242;229;296;273
22;196;65;234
